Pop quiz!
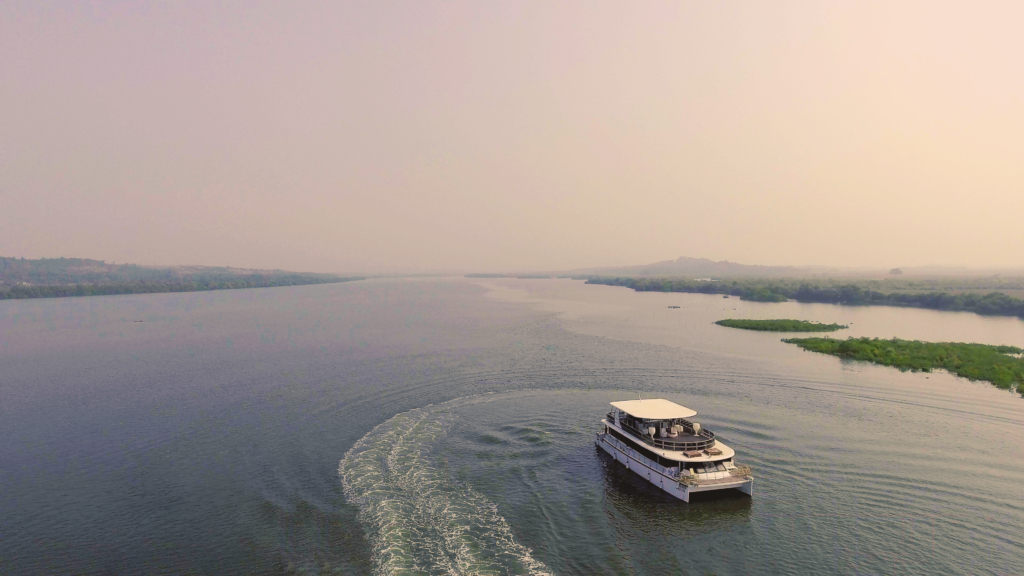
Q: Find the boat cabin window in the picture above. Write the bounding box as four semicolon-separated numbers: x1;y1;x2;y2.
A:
606;427;680;469
685;459;731;472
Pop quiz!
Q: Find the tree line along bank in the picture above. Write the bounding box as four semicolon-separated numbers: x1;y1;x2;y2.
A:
585;276;1024;319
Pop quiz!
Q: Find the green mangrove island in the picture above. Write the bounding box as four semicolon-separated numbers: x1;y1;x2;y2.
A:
716;319;848;332
784;337;1024;395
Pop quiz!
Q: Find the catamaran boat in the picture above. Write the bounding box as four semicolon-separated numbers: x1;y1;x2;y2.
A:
596;398;753;502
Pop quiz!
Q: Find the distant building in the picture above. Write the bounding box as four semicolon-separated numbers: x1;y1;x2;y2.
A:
889;268;904;275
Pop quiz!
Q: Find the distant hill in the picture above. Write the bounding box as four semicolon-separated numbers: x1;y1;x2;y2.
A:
558;256;841;278
0;256;362;300
532;257;1024;279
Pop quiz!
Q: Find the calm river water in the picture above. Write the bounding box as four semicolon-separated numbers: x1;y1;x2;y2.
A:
2;278;1022;575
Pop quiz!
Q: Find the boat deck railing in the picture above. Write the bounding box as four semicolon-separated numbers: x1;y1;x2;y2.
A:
606;412;717;451
678;465;754;487
729;465;753;478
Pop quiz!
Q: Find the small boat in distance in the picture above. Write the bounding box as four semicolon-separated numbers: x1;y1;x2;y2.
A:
596;398;753;502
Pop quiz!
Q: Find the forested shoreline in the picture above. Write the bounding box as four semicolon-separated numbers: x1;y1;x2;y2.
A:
0;276;361;300
0;256;362;300
584;276;1024;319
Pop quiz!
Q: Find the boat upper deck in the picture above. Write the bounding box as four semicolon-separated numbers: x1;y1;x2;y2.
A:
606;412;718;451
601;417;735;462
603;398;738;461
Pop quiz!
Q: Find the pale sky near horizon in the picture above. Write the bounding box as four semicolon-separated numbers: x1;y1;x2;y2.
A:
2;1;1022;274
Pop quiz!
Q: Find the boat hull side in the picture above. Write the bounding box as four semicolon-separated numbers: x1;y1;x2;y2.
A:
595;432;752;502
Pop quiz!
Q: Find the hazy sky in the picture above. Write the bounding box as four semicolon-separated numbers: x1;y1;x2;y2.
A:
2;1;1022;273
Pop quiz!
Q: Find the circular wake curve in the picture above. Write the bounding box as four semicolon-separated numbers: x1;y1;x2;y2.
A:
339;396;553;576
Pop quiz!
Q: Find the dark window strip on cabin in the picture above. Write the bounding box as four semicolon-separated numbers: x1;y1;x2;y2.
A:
607;427;678;468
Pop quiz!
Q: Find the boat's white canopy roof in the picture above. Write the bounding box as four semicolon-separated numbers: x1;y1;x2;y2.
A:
610;399;697;419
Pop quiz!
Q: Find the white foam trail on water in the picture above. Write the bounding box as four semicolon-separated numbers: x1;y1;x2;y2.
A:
339;400;553;576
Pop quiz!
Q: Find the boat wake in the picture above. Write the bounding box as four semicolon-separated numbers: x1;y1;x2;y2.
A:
339;399;553;576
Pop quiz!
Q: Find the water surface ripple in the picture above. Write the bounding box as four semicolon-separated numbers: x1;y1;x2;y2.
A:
1;278;1022;574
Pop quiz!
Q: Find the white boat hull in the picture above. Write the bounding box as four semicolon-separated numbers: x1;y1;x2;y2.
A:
596;432;752;502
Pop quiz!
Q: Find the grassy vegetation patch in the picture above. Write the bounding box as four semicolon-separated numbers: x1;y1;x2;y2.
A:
784;337;1024;394
716;319;848;332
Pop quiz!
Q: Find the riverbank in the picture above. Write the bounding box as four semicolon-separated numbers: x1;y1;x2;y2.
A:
0;276;362;300
0;256;362;300
584;276;1024;319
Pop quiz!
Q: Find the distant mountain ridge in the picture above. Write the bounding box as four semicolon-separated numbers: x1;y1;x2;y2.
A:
541;257;1024;279
559;256;839;278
